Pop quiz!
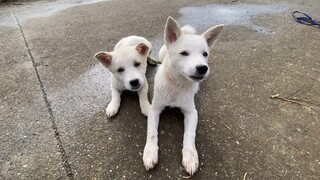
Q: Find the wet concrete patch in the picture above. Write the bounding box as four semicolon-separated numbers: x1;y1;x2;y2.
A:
179;3;288;34
0;0;110;27
49;64;111;136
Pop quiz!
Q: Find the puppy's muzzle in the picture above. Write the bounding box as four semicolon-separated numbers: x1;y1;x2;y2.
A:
130;79;141;90
190;65;208;81
196;65;208;75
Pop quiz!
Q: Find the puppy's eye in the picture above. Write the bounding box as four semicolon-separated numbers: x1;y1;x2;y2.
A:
117;67;124;73
180;51;189;56
203;52;208;57
134;62;141;67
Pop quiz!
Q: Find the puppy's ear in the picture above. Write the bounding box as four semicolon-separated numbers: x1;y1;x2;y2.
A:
201;24;224;48
165;16;182;45
94;51;112;68
136;43;150;56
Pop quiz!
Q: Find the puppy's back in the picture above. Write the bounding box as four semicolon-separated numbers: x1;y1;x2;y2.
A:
181;25;196;34
114;36;152;51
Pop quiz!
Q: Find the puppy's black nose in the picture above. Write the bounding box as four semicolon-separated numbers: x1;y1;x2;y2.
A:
130;79;140;87
196;65;208;75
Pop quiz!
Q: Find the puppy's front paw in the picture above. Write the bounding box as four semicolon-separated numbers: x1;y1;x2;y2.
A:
182;147;199;175
106;102;120;118
140;102;150;116
143;143;158;170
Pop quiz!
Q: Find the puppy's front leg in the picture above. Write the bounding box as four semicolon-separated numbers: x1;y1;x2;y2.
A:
143;104;163;170
181;106;199;175
138;82;150;116
106;86;122;118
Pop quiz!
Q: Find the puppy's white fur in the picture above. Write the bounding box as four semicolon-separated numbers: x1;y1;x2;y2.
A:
143;17;224;175
94;36;152;117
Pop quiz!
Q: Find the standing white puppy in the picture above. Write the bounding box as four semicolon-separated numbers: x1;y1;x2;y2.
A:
143;17;224;175
94;36;152;117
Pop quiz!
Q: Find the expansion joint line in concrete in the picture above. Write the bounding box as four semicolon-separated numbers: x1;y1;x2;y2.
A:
10;8;74;180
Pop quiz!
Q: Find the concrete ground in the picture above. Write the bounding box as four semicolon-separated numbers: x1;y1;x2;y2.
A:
1;0;319;179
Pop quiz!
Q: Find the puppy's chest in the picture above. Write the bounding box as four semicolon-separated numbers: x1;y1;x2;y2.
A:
164;87;196;107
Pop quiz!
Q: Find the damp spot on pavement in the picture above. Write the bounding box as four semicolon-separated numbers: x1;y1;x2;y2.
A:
0;0;110;27
179;3;288;34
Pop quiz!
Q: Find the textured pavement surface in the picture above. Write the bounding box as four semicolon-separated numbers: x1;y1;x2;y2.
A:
1;0;320;179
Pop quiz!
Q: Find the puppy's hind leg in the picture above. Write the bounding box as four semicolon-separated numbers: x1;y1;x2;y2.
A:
138;82;150;116
181;105;199;175
106;86;122;118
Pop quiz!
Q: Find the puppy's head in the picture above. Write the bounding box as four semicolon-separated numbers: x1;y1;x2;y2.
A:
164;16;224;82
94;43;150;91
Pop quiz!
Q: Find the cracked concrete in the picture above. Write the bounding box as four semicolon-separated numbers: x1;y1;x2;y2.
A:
1;0;320;179
0;15;67;179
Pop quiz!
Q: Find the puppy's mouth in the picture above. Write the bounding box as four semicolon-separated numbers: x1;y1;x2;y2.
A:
189;75;205;81
130;85;142;91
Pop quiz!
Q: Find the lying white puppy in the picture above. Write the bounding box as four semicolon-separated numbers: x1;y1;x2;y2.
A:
94;36;152;117
143;17;224;175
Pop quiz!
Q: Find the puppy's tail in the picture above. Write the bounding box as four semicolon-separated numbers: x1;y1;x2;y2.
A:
181;25;197;34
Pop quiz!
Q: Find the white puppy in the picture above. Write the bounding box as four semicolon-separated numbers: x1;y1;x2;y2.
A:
94;36;152;117
143;17;224;175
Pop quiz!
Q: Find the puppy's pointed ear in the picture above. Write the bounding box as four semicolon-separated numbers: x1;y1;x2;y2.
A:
94;51;112;68
165;16;182;45
136;43;150;56
201;24;224;48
